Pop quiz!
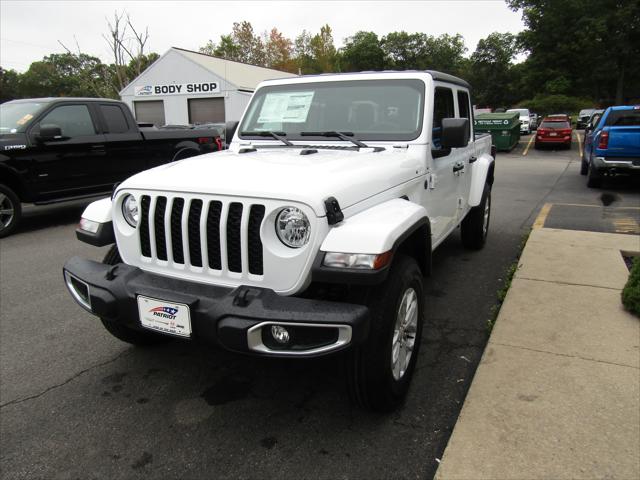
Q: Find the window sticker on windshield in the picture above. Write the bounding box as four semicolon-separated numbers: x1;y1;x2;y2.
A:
257;92;315;123
16;114;34;126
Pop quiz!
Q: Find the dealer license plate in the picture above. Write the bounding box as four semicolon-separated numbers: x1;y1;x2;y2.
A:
137;296;191;337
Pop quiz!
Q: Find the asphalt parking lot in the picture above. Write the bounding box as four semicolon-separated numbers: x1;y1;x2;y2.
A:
1;133;638;479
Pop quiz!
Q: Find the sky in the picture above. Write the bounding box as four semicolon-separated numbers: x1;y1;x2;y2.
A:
0;1;525;72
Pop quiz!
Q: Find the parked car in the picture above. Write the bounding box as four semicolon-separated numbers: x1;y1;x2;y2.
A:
507;108;532;134
535;117;573;149
576;108;597;129
63;70;496;412
581;109;604;166
529;112;539;130
580;105;640;187
0;97;223;237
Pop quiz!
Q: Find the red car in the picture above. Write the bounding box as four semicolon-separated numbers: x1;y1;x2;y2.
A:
535;117;573;149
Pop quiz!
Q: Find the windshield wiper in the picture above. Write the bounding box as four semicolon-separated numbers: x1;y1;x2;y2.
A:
240;130;293;146
300;131;369;148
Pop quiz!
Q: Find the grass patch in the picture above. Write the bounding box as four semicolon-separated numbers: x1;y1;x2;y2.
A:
622;257;640;318
487;230;530;332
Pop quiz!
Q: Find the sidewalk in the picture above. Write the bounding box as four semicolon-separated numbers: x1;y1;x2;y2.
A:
435;228;640;480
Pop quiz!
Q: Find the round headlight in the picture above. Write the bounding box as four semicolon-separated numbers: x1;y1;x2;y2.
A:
122;194;139;227
276;207;310;248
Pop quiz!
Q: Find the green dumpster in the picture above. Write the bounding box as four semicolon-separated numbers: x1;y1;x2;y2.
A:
474;112;520;151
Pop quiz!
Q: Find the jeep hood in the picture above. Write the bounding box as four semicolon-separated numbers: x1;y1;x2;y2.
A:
119;147;424;216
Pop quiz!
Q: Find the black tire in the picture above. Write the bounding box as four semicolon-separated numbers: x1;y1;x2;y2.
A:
99;245;171;346
586;160;603;188
0;184;22;239
460;184;491;250
580;159;588;175
347;255;424;412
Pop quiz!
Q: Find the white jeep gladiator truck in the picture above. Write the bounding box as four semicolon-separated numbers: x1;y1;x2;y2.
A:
63;71;495;412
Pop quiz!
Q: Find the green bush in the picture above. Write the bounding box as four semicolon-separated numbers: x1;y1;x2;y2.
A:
516;94;594;118
622;257;640;318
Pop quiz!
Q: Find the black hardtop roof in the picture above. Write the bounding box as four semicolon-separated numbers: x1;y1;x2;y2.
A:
289;70;471;89
7;97;123;104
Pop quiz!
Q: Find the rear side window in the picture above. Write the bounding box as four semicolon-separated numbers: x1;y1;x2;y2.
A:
433;87;454;147
39;105;96;137
100;104;130;133
540;121;570;129
457;90;471;139
605;110;640;126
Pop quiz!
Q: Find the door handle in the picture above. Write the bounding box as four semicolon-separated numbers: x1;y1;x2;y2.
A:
469;156;477;163
453;162;465;173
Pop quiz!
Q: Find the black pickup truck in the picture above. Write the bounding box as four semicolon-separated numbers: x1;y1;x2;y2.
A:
0;97;223;237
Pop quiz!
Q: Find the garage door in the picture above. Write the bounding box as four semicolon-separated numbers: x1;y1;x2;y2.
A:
188;97;225;124
134;100;165;126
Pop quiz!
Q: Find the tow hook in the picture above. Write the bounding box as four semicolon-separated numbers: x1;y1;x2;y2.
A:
233;287;261;307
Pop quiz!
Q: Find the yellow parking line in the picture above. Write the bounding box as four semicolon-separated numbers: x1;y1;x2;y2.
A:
576;130;583;158
522;134;535;156
613;218;640;234
551;202;640;210
533;203;552;229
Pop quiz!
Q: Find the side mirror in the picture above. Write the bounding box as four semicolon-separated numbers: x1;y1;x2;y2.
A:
441;118;470;148
38;124;63;141
225;121;239;146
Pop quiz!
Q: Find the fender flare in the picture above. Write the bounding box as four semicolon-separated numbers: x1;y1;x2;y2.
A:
0;163;31;201
76;197;115;246
468;154;495;207
313;199;432;284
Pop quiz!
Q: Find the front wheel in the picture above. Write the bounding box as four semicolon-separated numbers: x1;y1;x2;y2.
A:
580;159;588;175
347;255;424;412
0;184;22;239
460;184;491;250
99;245;172;346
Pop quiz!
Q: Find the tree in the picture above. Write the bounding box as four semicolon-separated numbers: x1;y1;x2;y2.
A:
0;67;21;103
264;28;296;72
507;0;640;104
381;32;430;70
341;31;385;72
309;25;337;72
468;32;519;107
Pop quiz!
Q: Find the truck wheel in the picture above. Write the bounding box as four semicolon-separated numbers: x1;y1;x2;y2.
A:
0;184;21;239
347;254;424;412
99;245;171;346
460;184;491;250
580;159;588;175
586;161;603;188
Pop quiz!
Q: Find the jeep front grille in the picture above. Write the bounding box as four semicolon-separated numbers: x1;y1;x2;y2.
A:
138;195;265;276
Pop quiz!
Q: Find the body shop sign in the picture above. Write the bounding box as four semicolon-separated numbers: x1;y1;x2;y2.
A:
134;82;220;96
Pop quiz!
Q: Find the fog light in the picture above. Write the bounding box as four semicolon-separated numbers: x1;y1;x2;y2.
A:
271;325;290;344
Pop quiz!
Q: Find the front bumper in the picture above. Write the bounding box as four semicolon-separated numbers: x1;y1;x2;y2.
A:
63;257;370;357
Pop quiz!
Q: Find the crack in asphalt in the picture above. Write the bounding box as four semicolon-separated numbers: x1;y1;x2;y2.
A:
491;342;639;370
0;349;131;409
515;276;622;291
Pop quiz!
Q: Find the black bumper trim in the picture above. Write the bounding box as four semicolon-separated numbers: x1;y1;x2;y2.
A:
63;257;370;357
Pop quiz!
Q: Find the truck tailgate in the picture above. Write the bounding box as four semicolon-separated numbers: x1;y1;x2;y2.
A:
607;126;640;157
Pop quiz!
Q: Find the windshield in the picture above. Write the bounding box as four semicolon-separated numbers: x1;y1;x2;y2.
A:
238;79;425;142
0;101;49;133
508;109;529;117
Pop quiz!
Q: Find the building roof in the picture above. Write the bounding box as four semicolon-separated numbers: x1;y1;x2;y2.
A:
171;47;294;90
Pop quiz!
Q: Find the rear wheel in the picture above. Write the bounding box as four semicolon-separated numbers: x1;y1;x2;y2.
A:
99;245;171;346
347;255;424;412
461;184;491;250
586;159;603;188
580;159;588;175
0;184;21;239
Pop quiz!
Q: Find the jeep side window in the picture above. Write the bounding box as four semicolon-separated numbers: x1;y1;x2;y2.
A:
38;105;97;138
432;87;454;149
457;90;471;140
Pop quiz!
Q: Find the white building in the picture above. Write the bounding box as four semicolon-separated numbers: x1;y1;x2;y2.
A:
120;47;294;126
